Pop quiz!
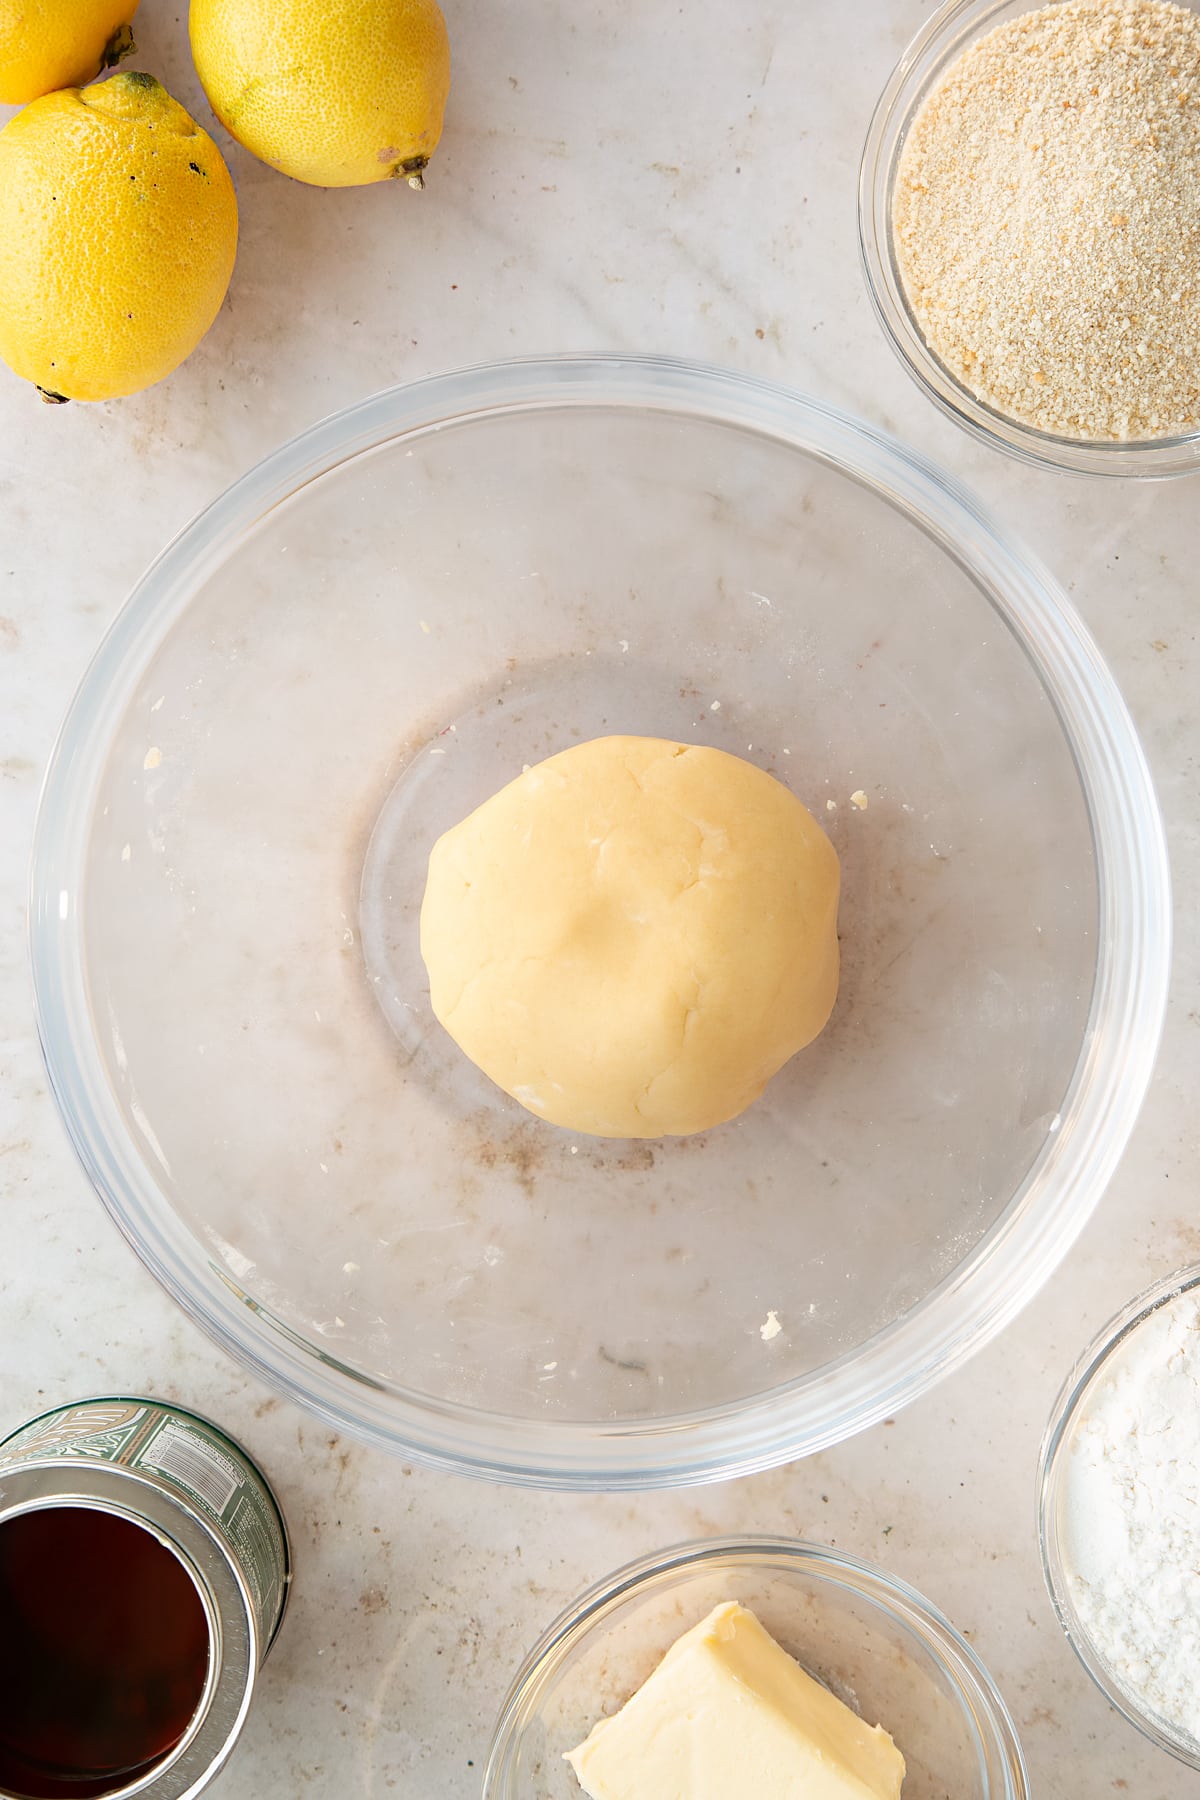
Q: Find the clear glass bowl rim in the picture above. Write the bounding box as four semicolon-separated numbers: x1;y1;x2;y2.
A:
29;352;1172;1490
858;0;1200;478
482;1533;1030;1799
1038;1262;1200;1768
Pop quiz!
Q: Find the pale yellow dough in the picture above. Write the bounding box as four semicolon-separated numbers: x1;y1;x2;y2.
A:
419;736;840;1138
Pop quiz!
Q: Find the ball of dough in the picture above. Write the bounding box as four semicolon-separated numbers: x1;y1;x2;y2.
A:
419;736;840;1139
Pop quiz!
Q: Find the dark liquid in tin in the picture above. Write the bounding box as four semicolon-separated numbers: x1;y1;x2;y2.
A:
0;1506;211;1799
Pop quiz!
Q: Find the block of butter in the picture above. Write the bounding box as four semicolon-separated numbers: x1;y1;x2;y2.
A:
565;1600;905;1800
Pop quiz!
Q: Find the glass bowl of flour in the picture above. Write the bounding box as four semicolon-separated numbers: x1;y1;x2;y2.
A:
1039;1264;1200;1768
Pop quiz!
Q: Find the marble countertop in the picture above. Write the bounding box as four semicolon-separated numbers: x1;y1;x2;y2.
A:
1;2;1197;1794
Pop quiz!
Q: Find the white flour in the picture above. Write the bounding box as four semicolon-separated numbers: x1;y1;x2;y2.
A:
1061;1288;1200;1744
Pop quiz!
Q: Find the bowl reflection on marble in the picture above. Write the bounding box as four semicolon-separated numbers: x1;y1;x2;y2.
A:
482;1537;1030;1800
30;355;1168;1488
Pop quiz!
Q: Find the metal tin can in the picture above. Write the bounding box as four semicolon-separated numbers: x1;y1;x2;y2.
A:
0;1396;291;1800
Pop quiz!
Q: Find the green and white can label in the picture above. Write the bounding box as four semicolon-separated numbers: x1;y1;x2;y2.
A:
0;1397;290;1655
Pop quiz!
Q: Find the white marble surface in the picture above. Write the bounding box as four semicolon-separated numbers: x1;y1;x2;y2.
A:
1;2;1197;1795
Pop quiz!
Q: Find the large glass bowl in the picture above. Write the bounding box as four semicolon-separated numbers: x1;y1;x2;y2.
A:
859;0;1200;477
30;355;1169;1488
483;1537;1029;1800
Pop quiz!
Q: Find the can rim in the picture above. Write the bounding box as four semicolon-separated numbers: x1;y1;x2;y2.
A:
0;1395;292;1654
0;1464;258;1800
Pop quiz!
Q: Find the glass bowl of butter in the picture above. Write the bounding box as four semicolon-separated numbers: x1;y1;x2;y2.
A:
483;1535;1029;1799
31;354;1168;1487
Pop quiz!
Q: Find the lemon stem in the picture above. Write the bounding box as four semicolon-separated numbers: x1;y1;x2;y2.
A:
398;155;428;190
37;387;70;405
99;23;137;71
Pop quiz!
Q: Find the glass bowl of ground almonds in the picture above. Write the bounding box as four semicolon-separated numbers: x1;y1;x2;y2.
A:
861;0;1200;474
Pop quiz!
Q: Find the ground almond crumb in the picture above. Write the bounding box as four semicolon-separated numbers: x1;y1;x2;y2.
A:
893;0;1200;441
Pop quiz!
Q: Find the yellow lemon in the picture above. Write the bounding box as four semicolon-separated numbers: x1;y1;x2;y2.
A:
0;0;139;105
0;72;238;402
189;0;450;189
